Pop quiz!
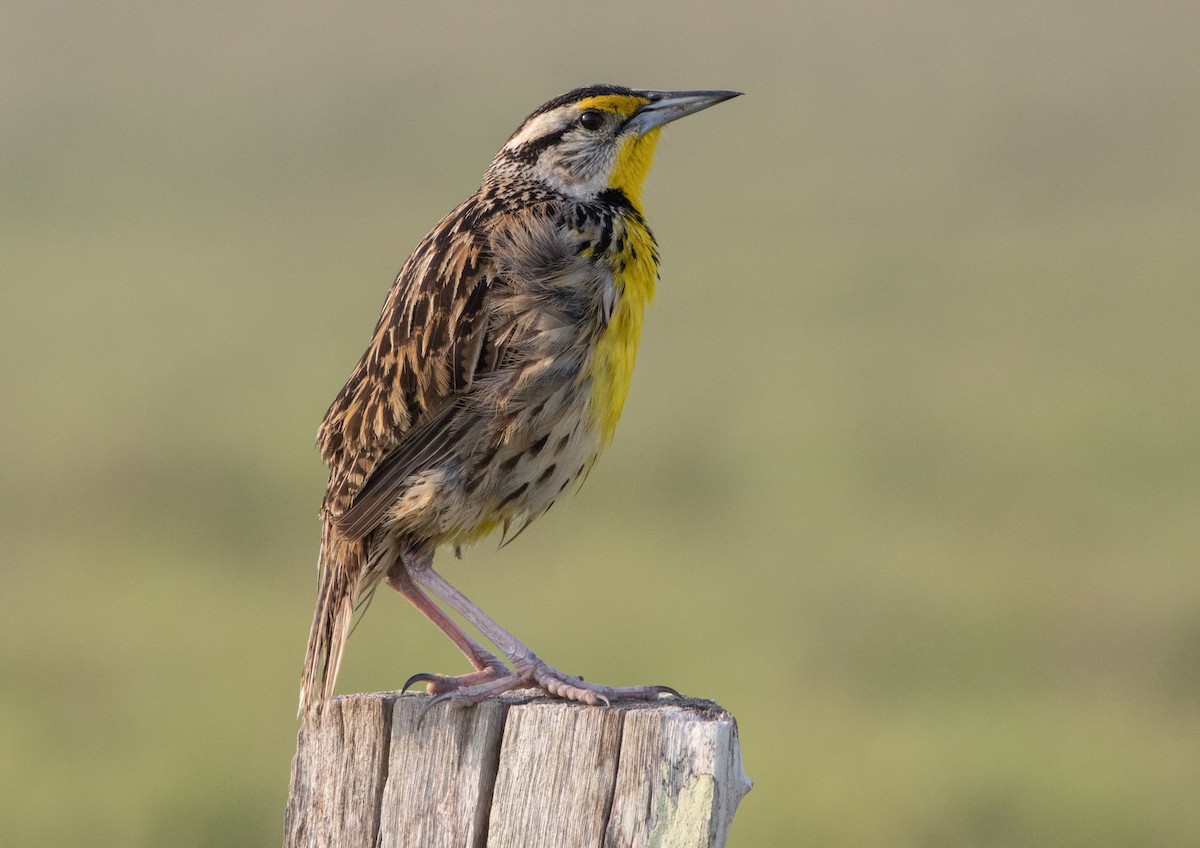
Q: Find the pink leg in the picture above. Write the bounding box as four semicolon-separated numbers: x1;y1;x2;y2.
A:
385;556;509;693
405;552;676;707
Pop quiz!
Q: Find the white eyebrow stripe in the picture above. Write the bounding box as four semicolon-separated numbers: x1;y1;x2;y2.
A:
504;110;568;151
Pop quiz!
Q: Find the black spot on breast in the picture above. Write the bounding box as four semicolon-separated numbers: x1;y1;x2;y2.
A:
594;217;614;254
596;188;636;215
537;464;557;484
529;435;549;456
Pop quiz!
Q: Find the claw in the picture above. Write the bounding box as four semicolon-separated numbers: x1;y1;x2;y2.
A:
402;672;438;694
653;685;682;698
416;691;456;727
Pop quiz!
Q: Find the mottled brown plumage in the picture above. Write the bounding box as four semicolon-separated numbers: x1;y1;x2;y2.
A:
301;85;739;711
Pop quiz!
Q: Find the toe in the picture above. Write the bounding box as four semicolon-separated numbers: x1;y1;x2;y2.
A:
402;672;440;694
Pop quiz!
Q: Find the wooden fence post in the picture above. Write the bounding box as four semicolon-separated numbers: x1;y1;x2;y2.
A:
284;691;751;848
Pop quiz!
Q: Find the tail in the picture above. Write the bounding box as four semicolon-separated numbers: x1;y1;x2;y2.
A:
299;518;366;713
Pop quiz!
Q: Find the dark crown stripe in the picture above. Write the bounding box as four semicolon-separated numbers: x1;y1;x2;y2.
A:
506;84;637;143
530;84;635;116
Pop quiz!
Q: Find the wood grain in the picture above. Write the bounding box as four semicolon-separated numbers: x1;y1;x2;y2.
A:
284;692;750;848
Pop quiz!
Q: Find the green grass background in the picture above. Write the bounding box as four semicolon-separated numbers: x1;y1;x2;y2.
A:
3;1;1198;845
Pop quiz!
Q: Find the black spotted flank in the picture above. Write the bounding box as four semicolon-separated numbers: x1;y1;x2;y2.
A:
462;468;486;495
500;454;522;473
500;482;530;507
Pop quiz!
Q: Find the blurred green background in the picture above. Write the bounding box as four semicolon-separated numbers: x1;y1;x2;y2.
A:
3;1;1198;845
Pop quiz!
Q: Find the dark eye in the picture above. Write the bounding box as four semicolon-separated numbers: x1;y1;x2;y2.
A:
578;110;604;131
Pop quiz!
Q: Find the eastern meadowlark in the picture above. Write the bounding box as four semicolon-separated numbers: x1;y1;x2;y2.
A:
301;84;741;712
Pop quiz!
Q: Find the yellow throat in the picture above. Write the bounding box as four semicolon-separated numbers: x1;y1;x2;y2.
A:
581;95;663;447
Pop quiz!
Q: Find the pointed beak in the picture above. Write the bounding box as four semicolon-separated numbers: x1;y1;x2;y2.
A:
623;89;743;136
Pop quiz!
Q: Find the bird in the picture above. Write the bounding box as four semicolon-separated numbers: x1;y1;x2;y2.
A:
301;84;741;713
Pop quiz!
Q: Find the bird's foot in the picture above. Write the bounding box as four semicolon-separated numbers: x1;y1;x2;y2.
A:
402;657;511;696
415;654;679;711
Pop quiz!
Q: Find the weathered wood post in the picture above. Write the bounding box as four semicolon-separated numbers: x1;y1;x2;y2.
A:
284;691;751;848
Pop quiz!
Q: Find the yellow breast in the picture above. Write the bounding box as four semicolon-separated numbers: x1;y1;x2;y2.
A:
589;214;658;447
573;108;665;449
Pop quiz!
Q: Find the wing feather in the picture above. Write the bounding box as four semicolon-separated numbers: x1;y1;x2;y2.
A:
317;198;494;534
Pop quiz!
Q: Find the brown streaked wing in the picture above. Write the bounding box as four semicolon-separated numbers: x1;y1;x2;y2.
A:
317;197;494;528
332;398;462;540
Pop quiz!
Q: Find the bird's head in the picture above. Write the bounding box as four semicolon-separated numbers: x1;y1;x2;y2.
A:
491;85;741;208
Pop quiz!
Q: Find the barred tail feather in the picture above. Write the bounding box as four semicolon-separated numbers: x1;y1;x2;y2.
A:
299;519;366;713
